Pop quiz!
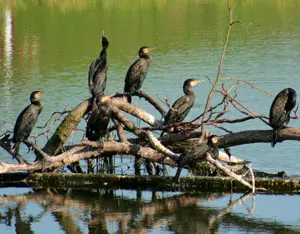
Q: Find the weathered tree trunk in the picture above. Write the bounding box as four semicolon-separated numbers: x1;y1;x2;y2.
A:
42;99;92;156
0;173;299;194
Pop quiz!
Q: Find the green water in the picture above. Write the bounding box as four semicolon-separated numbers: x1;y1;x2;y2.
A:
1;0;300;233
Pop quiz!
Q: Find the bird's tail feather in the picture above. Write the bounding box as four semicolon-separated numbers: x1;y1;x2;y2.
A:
126;94;132;103
14;142;20;158
271;130;278;148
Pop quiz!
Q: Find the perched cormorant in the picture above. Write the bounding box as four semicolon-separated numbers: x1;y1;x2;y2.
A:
269;88;297;147
161;79;204;135
174;135;219;182
88;34;109;97
124;46;152;103
12;91;43;157
86;95;111;141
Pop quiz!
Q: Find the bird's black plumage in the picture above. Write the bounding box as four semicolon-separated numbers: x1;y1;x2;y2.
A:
124;46;152;103
88;35;109;97
12;91;43;157
269;88;297;147
161;79;203;136
174;135;219;182
86;96;111;141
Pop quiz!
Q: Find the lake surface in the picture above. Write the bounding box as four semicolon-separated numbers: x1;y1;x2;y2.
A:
1;188;300;234
1;0;300;233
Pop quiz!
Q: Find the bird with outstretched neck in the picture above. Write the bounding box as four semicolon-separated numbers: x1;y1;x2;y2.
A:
86;95;111;141
161;79;204;136
12;91;43;158
124;46;152;103
88;33;109;97
174;134;220;182
269;88;297;147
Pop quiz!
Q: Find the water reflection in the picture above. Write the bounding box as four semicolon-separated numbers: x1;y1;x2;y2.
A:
0;189;299;233
2;8;14;123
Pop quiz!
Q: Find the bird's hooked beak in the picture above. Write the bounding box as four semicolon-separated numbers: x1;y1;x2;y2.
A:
191;79;205;86
34;91;43;99
100;94;113;103
211;136;219;145
144;47;152;53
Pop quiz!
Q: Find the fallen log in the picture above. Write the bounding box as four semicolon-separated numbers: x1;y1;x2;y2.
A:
0;173;299;194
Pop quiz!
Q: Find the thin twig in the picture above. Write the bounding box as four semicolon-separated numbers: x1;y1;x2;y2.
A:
207;123;234;134
199;0;233;142
220;77;275;96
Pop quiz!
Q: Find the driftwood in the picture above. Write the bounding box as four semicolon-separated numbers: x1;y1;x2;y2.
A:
0;173;299;194
1;0;300;194
1;93;299;193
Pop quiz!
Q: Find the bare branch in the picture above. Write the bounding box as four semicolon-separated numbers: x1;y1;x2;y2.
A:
43;99;92;156
199;0;234;142
112;118;129;143
109;97;163;126
135;90;167;117
220;77;275;96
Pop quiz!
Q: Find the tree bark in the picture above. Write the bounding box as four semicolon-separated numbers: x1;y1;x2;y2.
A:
42;99;92;156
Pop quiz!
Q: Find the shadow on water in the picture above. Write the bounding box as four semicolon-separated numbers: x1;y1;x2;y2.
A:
0;188;299;233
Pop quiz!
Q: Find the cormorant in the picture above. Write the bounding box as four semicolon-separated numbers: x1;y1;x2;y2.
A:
124;46;152;103
174;134;219;182
269;88;297;147
12;91;43;157
86;95;111;141
88;34;109;97
161;79;204;135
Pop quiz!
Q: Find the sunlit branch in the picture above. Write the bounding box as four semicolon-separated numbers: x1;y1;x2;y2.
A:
220;77;275;96
199;0;234;142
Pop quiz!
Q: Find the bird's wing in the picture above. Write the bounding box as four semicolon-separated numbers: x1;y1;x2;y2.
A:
124;59;148;93
165;96;194;124
89;56;108;96
13;105;39;142
88;60;97;91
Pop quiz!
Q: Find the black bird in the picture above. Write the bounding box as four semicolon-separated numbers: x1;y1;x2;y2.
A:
174;135;219;182
86;95;111;141
12;91;43;157
161;79;204;136
88;34;109;97
124;46;152;103
269;88;297;147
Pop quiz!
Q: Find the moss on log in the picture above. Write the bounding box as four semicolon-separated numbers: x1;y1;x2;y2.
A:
43;99;92;156
1;173;300;194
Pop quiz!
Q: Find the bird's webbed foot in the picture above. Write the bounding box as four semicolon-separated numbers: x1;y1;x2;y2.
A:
24;141;34;153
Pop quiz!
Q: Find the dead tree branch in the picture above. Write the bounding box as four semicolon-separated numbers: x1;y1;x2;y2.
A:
135;90;167;117
199;0;234;142
42;99;92;156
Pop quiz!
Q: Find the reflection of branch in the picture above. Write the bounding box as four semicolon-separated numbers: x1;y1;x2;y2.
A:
208;193;255;228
